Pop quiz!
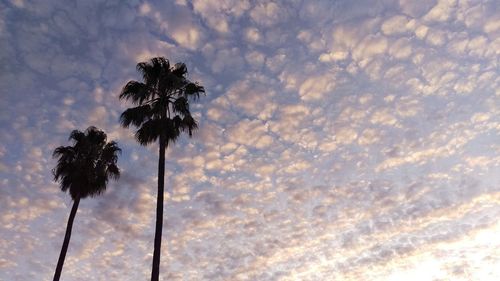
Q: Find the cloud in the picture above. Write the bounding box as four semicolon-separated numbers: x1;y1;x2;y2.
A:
249;2;288;27
225;78;277;119
245;50;266;68
381;15;414;35
388;38;412;59
2;0;500;280
299;73;336;101
140;1;206;50
423;0;457;22
244;27;262;43
227;119;272;149
192;0;250;33
484;15;500;34
352;35;388;62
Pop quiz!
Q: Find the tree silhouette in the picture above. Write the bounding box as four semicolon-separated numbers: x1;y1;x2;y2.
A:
52;126;121;281
119;57;204;281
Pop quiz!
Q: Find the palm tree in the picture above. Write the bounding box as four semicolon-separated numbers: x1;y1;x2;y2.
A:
119;57;204;281
52;126;121;281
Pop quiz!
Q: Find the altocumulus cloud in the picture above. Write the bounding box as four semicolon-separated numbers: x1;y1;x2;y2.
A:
1;0;499;280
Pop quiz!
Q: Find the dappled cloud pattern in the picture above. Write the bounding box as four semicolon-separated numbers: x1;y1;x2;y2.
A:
1;0;499;280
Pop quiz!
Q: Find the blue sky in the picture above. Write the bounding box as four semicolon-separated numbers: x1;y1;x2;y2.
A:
1;0;499;280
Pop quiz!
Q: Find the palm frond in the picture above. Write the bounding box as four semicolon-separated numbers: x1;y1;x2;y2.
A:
52;146;75;159
120;104;152;128
180;115;198;137
136;61;156;86
119;81;149;104
158;73;177;97
172;97;189;116
135;119;163;145
157;57;170;74
69;130;85;143
106;163;120;179
86;126;106;146
102;141;121;163
164;117;181;144
184;82;205;100
172;63;187;78
137;57;171;86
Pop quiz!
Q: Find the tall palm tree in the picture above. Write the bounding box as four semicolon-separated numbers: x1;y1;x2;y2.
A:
119;57;204;281
52;126;121;281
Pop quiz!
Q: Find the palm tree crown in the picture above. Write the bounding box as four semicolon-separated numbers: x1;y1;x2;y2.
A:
53;126;121;200
119;57;205;146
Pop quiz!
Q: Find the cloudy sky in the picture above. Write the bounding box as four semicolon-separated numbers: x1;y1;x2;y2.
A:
1;0;499;280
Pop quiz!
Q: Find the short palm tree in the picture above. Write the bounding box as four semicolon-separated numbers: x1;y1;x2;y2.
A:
119;57;204;281
52;126;121;281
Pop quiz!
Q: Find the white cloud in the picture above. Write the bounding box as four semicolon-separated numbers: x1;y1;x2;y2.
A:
297;30;326;52
2;0;500;280
370;108;399;126
192;0;251;33
399;0;437;17
227;119;271;149
395;97;421;117
335;127;358;145
381;15;414;35
225;78;277;119
446;34;469;56
245;27;262;43
352;35;388;62
170;26;203;49
245;50;266;68
265;49;287;73
299;73;336;101
249;2;285;26
484;15;500;34
425;28;447;46
358;128;382;145
139;2;151;15
87;106;108;127
423;0;457;22
414;24;429;39
319;50;349;62
330;24;364;50
467;35;488;58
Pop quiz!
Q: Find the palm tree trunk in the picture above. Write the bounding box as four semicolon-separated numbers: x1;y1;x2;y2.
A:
53;197;80;281
151;138;166;281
